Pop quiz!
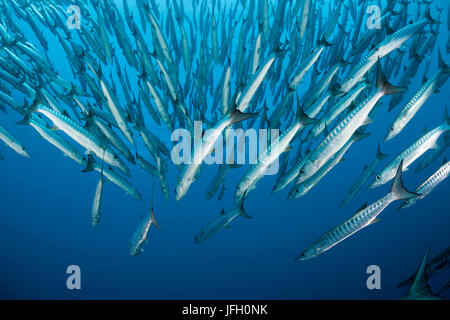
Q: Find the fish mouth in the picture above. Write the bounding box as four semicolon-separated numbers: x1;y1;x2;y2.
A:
194;238;203;244
271;185;280;194
294;253;311;262
384;131;395;142
368;181;379;189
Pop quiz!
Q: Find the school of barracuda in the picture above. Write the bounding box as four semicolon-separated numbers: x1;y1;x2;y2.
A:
0;0;449;293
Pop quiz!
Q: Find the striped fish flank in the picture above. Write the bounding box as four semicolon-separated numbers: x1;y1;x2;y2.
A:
399;159;450;210
296;160;417;261
29;103;122;170
371;111;449;188
385;69;448;141
297;61;404;184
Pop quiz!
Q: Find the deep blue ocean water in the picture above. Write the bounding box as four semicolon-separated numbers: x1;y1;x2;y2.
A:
0;0;449;299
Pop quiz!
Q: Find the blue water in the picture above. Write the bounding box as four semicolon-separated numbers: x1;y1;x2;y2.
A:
0;0;449;299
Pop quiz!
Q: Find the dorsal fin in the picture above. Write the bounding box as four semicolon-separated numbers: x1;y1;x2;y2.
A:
421;126;428;135
408;248;431;295
356;202;368;213
376;142;390;160
390;160;419;200
323;122;330;138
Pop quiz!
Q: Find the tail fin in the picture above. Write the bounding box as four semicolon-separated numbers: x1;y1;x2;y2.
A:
318;36;333;47
376;60;406;95
411;248;430;290
229;109;258;124
404;248;443;300
25;96;42;114
438;50;450;74
151;210;161;231
351;130;371;142
390;160;420;200
330;82;345;97
16;114;31;125
272;42;289;57
237;198;251;219
82;154;96;173
296;104;317;126
339;58;351;67
376;142;390;160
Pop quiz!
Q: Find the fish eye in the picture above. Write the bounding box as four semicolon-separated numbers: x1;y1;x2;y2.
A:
299;169;305;175
376;175;381;180
389;127;394;131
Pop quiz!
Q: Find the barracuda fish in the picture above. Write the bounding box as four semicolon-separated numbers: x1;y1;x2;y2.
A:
83;155;142;201
136;152;158;177
175;15;192;75
91;171;105;228
290;131;370;200
26;103;123;169
298;0;311;40
194;199;251;244
305;81;372;142
176;108;257;201
401;249;444;300
289;39;332;92
235;53;279;113
130;192;161;256
251;33;262;76
303;59;348;109
155;57;178;103
136;124;169;161
415;132;450;173
3;47;35;79
235;106;316;204
339;10;435;93
206;164;230;200
145;79;172;132
221;61;232;115
147;11;173;66
371;109;450;189
385;53;450;141
399;158;450;210
99;77;134;145
398;246;450;288
304;92;331;120
272;147;312;194
0;91;21;112
0;123;30;158
341;143;390;207
17;113;84;165
156;145;169;202
297;61;404;184
296;160;418;261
